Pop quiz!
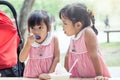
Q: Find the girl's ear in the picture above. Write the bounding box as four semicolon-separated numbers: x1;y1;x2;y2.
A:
75;22;82;29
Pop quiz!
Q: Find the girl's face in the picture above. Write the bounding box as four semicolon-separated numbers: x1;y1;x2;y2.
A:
30;21;48;43
61;15;83;36
61;15;76;36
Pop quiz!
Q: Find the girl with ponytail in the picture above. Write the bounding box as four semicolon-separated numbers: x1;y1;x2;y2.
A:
59;3;111;80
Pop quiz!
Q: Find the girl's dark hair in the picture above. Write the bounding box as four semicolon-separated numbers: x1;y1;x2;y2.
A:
59;3;98;35
28;10;51;32
89;10;98;35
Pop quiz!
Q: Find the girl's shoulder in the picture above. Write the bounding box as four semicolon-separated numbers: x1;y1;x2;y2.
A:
84;27;96;38
84;27;98;44
53;35;59;44
52;31;59;42
53;35;58;41
71;27;93;40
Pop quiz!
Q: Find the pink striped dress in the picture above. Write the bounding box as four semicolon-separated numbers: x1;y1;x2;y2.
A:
68;27;111;78
24;32;54;78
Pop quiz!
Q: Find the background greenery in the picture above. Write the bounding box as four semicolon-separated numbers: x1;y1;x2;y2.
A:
100;42;120;66
1;0;120;27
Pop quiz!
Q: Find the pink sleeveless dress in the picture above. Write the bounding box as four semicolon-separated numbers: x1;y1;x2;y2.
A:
24;32;54;78
68;27;111;78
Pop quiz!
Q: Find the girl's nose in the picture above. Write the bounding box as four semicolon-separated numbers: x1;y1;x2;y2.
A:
34;30;40;34
33;32;40;37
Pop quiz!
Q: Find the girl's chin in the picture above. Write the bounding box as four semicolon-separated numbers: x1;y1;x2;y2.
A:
67;34;71;36
64;32;72;36
65;33;72;36
35;40;42;43
64;32;68;35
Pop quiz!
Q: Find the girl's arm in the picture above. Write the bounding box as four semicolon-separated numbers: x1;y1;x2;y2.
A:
49;36;60;73
19;35;35;62
85;28;102;76
64;47;69;71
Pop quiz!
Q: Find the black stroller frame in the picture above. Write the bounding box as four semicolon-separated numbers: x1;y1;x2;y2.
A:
0;0;24;77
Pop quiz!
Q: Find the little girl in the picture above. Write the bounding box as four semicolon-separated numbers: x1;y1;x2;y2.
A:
19;10;60;79
59;3;111;80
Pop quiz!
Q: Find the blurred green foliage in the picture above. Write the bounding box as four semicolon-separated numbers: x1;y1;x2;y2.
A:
0;0;120;26
0;0;24;18
100;42;120;66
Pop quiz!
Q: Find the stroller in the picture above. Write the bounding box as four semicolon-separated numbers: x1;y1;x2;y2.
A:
0;0;24;77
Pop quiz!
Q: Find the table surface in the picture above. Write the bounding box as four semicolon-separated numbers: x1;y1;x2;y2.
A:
0;77;119;80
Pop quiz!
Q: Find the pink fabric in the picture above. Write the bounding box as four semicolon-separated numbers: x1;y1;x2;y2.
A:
68;29;111;78
24;38;54;78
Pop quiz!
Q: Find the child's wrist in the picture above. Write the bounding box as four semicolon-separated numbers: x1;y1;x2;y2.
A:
49;70;54;73
96;73;102;76
26;41;32;47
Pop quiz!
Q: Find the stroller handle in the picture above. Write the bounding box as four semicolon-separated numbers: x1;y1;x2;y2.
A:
0;0;23;44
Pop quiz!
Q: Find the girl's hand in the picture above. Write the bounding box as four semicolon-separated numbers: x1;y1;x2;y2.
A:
27;34;35;46
95;76;109;80
39;73;51;80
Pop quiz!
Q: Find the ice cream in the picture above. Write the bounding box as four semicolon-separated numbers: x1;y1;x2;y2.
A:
49;63;71;80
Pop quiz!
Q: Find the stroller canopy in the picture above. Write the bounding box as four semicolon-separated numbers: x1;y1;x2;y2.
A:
0;11;20;69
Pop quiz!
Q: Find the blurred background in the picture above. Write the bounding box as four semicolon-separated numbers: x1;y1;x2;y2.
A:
0;0;120;77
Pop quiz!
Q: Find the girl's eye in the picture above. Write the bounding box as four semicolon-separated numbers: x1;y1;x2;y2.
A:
39;26;42;29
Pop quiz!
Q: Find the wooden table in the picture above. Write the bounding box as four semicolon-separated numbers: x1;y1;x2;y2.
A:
0;77;119;80
104;30;120;43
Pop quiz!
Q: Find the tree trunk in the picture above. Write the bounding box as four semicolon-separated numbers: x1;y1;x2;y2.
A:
18;0;35;41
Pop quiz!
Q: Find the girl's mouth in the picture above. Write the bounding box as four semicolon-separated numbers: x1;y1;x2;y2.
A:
35;35;41;40
64;31;66;34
